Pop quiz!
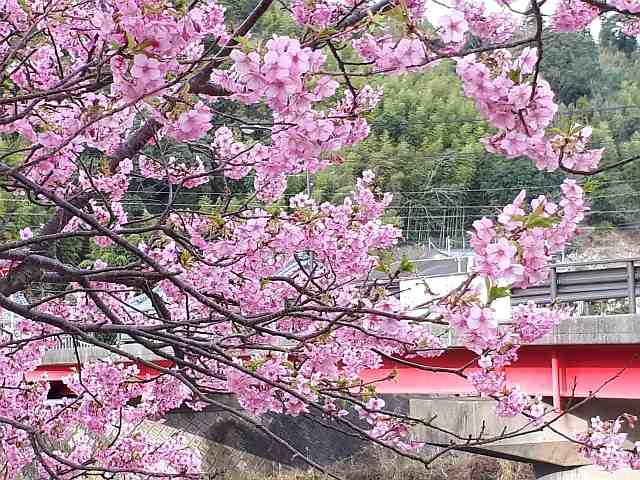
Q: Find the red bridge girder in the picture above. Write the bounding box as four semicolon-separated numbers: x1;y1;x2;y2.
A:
29;345;640;405
360;344;640;403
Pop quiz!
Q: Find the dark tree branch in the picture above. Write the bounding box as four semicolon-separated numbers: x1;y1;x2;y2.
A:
561;154;640;175
581;0;640;16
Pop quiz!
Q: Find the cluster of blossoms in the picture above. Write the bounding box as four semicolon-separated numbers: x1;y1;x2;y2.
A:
353;34;431;72
209;39;382;200
140;172;402;320
453;0;517;44
552;0;600;32
1;0;225;191
451;301;568;419
291;0;347;28
1;96;137;190
440;177;587;417
224;36;331;113
576;416;640;471
4;0;640;476
470;179;588;288
351;0;518;70
511;303;568;343
292;0;426;28
46;173;445;451
458;49;604;173
0;310;199;477
495;386;545;419
349;0;519;71
438;178;584;419
95;0;227;100
165;103;213;143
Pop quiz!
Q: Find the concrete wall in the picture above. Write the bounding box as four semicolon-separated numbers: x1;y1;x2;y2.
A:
164;394;378;468
535;465;640;479
41;343;162;365
162;394;639;470
423;314;640;348
409;397;640;469
534;314;640;345
410;397;591;467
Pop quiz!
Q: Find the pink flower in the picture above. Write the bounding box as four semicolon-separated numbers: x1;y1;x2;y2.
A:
552;0;599;32
518;47;538;75
394;38;425;66
313;75;339;99
485;238;517;270
230;49;261;75
19;228;33;240
440;11;469;44
466;305;498;334
508;84;532;110
131;54;163;82
500;131;529;157
171;106;212;141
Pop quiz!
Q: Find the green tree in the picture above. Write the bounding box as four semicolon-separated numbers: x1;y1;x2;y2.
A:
539;29;603;105
600;14;637;57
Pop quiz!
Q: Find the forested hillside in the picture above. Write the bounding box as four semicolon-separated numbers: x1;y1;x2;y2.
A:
302;18;640;249
4;3;640;257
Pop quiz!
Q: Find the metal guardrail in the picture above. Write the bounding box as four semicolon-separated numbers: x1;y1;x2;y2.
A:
511;258;640;313
48;334;123;351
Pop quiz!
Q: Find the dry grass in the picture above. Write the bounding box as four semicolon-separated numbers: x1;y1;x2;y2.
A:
221;448;534;480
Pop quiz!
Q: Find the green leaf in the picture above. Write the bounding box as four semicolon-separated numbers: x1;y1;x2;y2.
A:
125;32;136;50
375;251;394;273
208;212;225;227
582;177;601;194
398;254;416;273
265;205;282;217
526;216;561;228
236;35;254;52
488;286;511;303
384;5;407;22
362;385;378;402
179;250;193;267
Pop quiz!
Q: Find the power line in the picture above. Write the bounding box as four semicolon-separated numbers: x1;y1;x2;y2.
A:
4;186;640;212
4;175;640;200
368;105;640;126
4;206;640;221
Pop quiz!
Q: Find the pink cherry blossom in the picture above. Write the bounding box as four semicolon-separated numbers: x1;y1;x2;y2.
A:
440;11;469;44
0;0;634;475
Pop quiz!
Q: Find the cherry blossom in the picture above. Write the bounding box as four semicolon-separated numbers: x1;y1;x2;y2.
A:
439;11;470;44
1;0;638;476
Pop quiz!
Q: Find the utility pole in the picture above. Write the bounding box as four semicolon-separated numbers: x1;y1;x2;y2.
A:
306;170;312;197
305;170;315;272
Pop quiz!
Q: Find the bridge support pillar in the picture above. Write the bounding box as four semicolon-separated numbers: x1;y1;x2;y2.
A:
534;464;639;479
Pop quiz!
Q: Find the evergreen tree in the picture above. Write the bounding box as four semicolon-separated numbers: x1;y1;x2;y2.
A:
539;29;603;105
600;14;637;57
